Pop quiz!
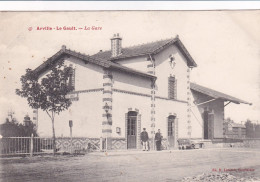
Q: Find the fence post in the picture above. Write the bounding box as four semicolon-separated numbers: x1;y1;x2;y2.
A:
30;133;34;157
100;137;103;152
106;137;108;152
61;134;64;151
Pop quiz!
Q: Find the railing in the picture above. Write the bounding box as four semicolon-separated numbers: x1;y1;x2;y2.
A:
1;137;31;155
0;135;54;156
0;135;102;156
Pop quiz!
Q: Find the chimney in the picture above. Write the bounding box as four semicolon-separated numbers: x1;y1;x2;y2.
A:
110;33;122;57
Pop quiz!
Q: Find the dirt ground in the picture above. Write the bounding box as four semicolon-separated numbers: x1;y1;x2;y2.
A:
0;148;260;182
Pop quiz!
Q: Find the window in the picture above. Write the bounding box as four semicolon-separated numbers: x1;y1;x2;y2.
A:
168;76;177;99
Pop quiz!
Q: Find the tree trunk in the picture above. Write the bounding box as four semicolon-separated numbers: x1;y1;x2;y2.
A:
51;116;56;155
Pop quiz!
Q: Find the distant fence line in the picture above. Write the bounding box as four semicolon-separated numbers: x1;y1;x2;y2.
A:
1;136;260;156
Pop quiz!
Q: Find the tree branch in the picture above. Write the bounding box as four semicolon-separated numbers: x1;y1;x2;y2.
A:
46;110;52;120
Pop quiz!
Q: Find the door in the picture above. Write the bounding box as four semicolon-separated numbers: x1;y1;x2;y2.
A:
204;111;214;139
208;113;214;140
168;115;175;148
127;111;137;149
203;111;209;139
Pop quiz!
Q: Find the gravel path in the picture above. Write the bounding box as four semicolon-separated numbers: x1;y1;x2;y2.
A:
181;172;260;182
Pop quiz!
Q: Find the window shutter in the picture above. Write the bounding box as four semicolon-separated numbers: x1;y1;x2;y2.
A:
68;67;75;91
168;76;177;99
174;79;177;99
71;68;75;90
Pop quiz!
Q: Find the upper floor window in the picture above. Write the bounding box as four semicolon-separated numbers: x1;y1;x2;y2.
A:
67;66;75;91
168;76;177;99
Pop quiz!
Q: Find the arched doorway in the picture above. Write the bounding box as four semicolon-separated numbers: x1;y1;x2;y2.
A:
168;115;176;148
127;111;137;149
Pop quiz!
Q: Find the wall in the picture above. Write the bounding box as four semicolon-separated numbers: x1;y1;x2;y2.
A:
114;56;149;73
38;56;104;91
64;57;104;90
114;44;190;102
154;44;189;102
38;91;102;137
37;88;103;138
36;56;105;138
112;91;151;138
112;44;191;143
155;98;188;139
112;69;151;94
111;91;188;146
190;90;225;139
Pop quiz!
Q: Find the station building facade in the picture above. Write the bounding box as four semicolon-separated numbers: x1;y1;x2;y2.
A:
33;34;250;150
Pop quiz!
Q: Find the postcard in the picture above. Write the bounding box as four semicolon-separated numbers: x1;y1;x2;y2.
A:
0;9;259;182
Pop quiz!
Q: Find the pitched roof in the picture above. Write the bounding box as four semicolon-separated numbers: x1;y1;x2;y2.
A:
190;82;252;105
33;47;156;80
91;36;197;68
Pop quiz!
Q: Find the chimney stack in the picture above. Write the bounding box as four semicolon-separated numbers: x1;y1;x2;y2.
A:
110;33;122;57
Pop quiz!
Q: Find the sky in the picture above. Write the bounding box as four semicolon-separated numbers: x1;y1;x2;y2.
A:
0;11;259;124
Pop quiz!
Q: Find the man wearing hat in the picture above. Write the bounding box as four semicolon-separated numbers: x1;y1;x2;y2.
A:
141;128;149;151
155;129;163;151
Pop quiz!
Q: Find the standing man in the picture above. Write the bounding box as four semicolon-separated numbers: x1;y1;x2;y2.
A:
141;128;149;151
155;129;162;151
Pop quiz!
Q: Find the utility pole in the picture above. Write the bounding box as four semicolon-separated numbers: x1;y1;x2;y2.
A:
69;120;73;153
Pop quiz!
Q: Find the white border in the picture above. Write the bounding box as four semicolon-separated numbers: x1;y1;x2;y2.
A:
0;1;260;11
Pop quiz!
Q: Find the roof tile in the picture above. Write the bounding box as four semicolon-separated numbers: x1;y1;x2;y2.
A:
33;48;156;80
91;36;197;67
92;38;174;60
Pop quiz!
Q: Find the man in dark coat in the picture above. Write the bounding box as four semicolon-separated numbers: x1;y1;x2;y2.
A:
141;128;149;151
155;129;162;151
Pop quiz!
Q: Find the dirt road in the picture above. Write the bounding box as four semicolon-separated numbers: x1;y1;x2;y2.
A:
1;148;259;182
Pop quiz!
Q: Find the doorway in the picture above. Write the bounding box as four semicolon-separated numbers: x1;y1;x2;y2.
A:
168;115;175;148
203;111;214;139
127;111;137;149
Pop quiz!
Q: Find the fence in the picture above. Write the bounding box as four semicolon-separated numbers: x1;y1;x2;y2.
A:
0;136;174;156
56;137;101;152
0;135;54;156
0;135;101;156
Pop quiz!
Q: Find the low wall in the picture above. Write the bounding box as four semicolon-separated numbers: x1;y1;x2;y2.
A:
111;138;126;150
55;137;183;151
56;137;127;151
56;137;101;152
110;138;169;150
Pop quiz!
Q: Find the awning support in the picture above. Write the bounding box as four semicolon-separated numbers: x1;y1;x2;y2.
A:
224;101;231;107
195;98;217;106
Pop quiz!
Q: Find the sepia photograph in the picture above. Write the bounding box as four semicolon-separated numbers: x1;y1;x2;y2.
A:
0;10;260;181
